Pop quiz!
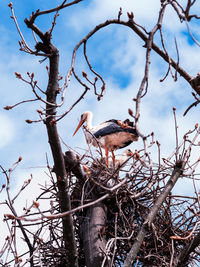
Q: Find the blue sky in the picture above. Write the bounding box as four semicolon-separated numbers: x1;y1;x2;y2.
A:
0;0;199;191
1;0;200;262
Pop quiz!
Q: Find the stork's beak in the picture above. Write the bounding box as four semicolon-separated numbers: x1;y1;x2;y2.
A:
73;118;86;136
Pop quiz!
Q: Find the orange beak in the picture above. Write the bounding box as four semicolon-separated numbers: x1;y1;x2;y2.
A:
73;118;86;136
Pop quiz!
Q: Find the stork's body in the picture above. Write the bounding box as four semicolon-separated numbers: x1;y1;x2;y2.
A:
73;111;138;165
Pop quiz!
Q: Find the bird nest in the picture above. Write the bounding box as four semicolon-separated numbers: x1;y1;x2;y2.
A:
70;156;199;266
32;149;200;267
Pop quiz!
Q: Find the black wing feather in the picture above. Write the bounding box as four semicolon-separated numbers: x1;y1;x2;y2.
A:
94;120;137;138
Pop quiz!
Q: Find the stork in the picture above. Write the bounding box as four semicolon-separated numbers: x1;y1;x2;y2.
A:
73;111;138;165
108;149;134;168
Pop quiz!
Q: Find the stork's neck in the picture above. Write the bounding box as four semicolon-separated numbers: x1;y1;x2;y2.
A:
85;111;93;130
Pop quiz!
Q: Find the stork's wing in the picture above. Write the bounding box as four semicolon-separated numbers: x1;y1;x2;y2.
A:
94;120;138;138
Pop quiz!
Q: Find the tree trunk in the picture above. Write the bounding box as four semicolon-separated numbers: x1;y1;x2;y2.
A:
45;48;78;266
81;201;109;267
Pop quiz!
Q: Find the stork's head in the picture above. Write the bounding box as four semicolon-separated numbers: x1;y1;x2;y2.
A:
73;111;92;136
124;149;134;157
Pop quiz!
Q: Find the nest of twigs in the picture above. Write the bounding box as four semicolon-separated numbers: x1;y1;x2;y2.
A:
35;152;200;267
70;157;199;266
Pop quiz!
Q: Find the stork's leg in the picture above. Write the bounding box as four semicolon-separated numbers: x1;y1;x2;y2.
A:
111;149;115;166
105;146;109;166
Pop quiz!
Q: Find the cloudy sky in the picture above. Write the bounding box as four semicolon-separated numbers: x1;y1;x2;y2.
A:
1;0;200;262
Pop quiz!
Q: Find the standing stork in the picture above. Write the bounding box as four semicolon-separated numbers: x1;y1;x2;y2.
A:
73;111;138;165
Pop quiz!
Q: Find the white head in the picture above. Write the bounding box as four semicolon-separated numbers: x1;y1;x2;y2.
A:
123;149;133;157
81;111;93;122
73;111;93;136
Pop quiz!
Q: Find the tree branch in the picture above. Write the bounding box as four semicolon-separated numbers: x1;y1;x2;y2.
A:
175;231;200;266
27;0;83;25
23;9;79;265
123;161;185;267
45;47;78;266
64;17;195;95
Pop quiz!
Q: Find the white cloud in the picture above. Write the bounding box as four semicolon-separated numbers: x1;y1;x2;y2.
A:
67;0;161;32
1;0;200;262
0;114;14;149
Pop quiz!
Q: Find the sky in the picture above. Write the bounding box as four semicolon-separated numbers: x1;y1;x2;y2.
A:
1;0;200;264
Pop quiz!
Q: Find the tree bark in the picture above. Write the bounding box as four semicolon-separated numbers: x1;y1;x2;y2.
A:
81;201;109;267
64;151;87;183
65;152;109;267
45;46;78;267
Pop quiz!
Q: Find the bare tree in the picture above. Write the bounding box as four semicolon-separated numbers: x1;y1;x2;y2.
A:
1;1;200;266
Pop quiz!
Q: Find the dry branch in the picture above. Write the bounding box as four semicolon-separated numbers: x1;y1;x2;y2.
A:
4;1;200;266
